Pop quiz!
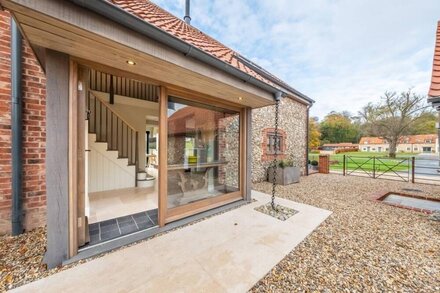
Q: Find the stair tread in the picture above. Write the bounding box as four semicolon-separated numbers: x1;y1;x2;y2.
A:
137;177;155;181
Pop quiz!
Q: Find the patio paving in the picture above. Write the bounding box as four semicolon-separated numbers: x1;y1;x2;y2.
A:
11;191;331;292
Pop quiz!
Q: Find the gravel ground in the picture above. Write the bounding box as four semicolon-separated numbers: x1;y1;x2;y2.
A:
251;174;440;292
1;174;439;292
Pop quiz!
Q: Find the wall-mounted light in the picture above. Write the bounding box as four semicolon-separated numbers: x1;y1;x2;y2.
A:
126;60;136;65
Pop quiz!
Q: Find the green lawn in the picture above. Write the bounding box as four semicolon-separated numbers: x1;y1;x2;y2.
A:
308;152;415;172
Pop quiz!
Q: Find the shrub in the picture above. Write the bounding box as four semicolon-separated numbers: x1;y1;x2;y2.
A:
278;159;294;169
311;160;318;166
335;147;359;154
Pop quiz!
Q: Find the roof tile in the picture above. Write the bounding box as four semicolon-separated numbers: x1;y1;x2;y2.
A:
108;0;291;92
429;21;440;97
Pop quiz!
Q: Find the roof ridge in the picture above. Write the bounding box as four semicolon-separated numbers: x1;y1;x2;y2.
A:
126;0;239;56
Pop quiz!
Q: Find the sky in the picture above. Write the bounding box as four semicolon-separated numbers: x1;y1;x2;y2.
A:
151;0;440;120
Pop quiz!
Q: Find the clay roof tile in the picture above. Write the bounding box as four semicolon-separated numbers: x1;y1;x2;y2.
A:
108;0;285;90
429;21;440;98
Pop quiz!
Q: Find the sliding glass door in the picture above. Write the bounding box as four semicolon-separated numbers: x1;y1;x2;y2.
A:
165;95;242;221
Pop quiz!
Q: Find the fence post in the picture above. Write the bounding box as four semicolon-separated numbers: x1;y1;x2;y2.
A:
411;156;415;183
343;155;346;176
372;157;376;178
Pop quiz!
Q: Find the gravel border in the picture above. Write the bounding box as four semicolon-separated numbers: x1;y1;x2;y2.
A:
250;174;440;292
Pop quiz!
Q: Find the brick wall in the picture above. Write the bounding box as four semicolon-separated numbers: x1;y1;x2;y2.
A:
0;10;46;234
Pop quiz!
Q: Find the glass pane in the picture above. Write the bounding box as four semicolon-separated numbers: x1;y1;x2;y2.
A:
167;97;240;209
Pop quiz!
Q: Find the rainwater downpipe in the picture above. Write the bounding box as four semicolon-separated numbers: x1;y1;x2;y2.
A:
305;105;311;176
11;18;23;236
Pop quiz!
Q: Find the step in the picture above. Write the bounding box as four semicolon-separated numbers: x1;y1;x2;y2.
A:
137;178;155;188
137;172;147;180
137;172;156;180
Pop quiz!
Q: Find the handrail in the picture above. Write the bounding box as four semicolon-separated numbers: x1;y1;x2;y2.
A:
90;91;137;132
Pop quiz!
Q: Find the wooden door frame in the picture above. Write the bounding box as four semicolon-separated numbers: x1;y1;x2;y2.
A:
68;67;252;242
68;59;78;257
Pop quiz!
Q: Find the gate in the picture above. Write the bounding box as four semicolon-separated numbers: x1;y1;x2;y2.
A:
340;155;440;184
342;155;411;182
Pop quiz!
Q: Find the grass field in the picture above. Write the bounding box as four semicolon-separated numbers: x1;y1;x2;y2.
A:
308;152;415;172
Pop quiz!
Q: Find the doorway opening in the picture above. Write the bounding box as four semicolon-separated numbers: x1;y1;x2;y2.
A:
82;68;160;246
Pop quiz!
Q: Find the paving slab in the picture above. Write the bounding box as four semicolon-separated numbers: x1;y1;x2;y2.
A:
11;191;331;293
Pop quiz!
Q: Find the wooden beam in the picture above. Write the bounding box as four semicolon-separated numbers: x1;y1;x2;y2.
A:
44;49;70;268
158;86;168;227
68;59;78;257
244;108;253;201
76;65;89;247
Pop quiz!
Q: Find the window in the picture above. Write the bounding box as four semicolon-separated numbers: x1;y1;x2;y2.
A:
167;96;240;209
414;147;418;151
267;132;283;154
261;128;287;161
363;147;367;151
406;147;411;151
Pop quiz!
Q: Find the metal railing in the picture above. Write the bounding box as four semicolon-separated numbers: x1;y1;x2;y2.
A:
309;153;440;185
342;155;411;182
87;92;139;170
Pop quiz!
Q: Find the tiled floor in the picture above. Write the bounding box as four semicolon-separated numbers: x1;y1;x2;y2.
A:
88;209;158;246
12;191;331;292
88;186;158;223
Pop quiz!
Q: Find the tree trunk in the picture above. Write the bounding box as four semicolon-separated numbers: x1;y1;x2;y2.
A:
388;138;398;158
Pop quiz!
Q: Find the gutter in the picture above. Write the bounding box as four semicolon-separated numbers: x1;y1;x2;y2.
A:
68;0;313;105
11;18;23;235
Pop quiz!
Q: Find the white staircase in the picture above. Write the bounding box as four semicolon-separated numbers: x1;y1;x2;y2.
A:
87;92;156;190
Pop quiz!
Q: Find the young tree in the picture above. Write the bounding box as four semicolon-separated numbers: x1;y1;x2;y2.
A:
320;111;361;143
308;117;321;149
359;89;429;158
408;112;437;134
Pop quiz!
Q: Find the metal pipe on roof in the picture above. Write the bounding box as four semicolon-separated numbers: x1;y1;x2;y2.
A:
68;0;313;104
11;18;23;236
184;0;191;25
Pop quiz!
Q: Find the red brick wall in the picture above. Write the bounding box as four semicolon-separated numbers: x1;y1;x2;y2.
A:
318;155;330;174
0;10;46;234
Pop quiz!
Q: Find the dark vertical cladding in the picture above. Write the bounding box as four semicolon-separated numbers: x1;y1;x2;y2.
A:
184;0;191;25
305;105;310;176
11;18;23;236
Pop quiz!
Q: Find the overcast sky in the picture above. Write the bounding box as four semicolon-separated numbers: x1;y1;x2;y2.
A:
151;0;440;119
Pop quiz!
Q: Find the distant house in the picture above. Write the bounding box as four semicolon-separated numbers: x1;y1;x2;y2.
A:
359;135;438;153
